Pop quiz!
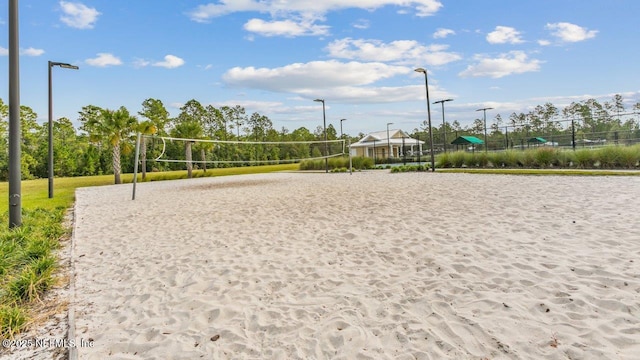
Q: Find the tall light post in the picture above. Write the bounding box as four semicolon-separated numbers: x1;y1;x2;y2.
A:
386;122;393;160
414;68;435;172
313;99;328;173
48;61;79;198
476;107;493;153
434;99;453;153
340;118;347;155
9;0;21;227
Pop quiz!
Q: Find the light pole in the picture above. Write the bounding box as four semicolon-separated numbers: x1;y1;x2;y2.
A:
340;118;346;139
476;107;493;153
414;68;435;172
386;122;393;160
313;99;328;173
9;0;21;227
48;61;79;198
434;99;453;153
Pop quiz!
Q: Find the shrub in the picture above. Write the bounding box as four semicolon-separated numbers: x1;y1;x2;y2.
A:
554;150;575;168
450;151;466;167
534;148;556;168
437;153;453;168
618;145;640;168
520;150;536;167
574;149;595;168
477;152;490;167
596;146;624;169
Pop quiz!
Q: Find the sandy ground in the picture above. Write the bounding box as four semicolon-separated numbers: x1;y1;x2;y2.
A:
64;171;640;359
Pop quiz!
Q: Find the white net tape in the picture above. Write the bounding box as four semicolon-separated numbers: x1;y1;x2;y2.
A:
145;135;347;165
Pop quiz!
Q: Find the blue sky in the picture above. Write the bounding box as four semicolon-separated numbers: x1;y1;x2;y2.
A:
1;0;639;136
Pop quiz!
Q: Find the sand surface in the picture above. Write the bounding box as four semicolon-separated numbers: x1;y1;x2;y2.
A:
70;171;640;359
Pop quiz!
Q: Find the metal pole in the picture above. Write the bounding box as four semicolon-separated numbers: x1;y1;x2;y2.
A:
476;107;493;153
322;101;327;173
348;138;352;175
505;126;509;150
132;132;141;200
386;122;393;162
415;68;435;172
9;0;21;228
48;61;53;198
571;119;576;151
434;99;453;154
47;61;77;199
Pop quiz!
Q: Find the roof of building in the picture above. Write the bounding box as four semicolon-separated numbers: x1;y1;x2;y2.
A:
351;129;424;148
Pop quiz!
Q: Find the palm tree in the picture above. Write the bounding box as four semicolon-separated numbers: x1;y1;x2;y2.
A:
85;106;138;184
171;121;203;178
137;121;157;179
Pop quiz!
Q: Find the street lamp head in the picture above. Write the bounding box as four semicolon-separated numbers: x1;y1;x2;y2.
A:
50;61;79;70
434;98;454;104
476;107;494;112
414;68;426;73
59;64;79;70
313;99;324;103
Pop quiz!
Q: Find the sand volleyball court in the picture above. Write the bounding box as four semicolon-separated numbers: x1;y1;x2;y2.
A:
71;171;640;359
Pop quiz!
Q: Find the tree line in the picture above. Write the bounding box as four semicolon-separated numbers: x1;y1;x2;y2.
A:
413;95;640;150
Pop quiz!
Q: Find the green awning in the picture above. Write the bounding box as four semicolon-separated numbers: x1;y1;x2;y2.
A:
527;137;547;143
450;136;484;145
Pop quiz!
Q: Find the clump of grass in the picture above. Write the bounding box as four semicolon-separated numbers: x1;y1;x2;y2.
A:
390;165;427;173
534;148;556;168
0;208;65;338
450;151;466;167
617;145;640;168
437;153;453;168
554;150;575;168
6;256;56;303
300;156;373;170
0;304;27;339
573;149;596;168
596;146;626;169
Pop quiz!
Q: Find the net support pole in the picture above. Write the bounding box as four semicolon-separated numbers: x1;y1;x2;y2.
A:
132;132;141;200
348;138;352;175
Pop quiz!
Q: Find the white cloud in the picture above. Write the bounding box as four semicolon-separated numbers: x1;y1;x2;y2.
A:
326;38;461;66
153;55;185;69
85;53;122;67
537;39;551;46
188;0;443;23
244;18;329;37
546;22;597;42
486;26;524;44
59;1;100;29
133;58;151;68
433;28;455;39
21;47;45;56
353;19;370;30
0;47;45;56
223;60;410;92
459;51;542;78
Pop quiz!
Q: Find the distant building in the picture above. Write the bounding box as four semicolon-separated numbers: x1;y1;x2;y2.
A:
350;129;425;159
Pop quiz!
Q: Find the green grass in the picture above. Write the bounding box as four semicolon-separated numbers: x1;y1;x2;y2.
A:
0;163;297;338
434;145;640;171
437;168;640;176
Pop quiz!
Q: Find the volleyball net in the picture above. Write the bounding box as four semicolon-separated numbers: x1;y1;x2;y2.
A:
132;134;352;199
